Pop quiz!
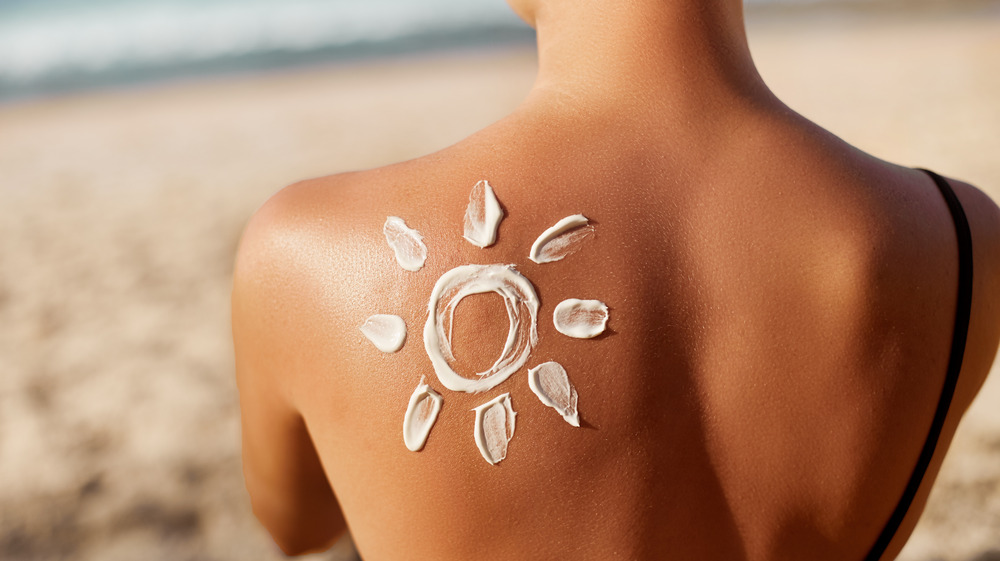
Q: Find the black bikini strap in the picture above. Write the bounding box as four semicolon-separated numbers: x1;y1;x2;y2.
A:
864;169;973;560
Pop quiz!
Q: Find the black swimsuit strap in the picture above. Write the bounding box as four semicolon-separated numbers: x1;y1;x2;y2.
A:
863;169;974;560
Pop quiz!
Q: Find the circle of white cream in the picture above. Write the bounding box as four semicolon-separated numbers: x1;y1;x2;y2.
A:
423;264;539;393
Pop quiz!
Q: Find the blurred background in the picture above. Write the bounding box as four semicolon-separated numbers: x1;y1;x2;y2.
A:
0;0;998;559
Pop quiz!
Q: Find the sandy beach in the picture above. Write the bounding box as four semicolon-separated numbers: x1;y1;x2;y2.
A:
0;5;998;560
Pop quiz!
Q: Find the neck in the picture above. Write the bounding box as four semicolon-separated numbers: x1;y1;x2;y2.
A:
525;0;772;116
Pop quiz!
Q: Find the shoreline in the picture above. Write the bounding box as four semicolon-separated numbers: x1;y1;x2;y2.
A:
0;29;536;108
4;0;998;107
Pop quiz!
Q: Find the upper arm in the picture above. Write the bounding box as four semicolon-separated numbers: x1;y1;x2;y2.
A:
951;178;1000;405
868;175;1000;561
232;184;348;555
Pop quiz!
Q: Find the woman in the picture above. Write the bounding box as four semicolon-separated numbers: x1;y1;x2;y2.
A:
232;0;1000;559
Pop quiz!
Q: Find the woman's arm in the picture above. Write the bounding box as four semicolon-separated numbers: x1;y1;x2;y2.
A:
232;192;348;555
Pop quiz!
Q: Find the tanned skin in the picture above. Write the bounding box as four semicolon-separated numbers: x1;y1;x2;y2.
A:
232;0;1000;559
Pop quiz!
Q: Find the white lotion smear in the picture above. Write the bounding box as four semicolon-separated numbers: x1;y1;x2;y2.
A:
553;298;609;339
403;379;443;452
463;180;504;248
359;314;407;353
528;361;580;427
472;393;516;465
424;264;539;393
529;214;594;264
383;216;427;271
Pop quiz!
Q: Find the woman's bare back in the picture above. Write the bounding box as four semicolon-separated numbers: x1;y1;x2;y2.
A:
232;1;1000;559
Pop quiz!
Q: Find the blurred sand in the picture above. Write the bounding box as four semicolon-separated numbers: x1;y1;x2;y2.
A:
0;6;998;561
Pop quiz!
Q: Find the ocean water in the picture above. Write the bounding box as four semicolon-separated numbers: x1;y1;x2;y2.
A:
0;0;532;100
0;0;924;101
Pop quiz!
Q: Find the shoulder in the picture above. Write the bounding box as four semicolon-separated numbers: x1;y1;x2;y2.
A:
231;161;442;393
231;171;377;395
232;168;397;301
235;172;363;269
233;173;353;323
949;176;1000;261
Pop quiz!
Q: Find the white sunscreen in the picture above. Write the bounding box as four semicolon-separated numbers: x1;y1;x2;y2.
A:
529;214;594;264
553;298;609;339
384;216;427;271
472;393;516;465
423;264;539;393
359;314;407;353
403;379;443;452
463;180;504;248
528;361;580;427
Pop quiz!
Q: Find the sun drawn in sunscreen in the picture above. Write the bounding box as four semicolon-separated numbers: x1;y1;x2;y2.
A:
369;180;610;464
